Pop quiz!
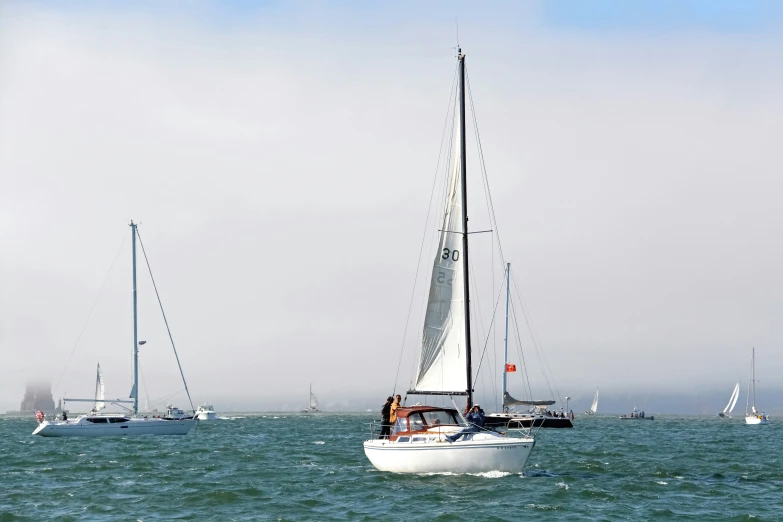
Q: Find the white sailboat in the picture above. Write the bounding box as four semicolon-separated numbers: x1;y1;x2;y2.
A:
585;389;599;415
363;49;535;474
717;382;740;418
33;222;197;437
301;385;320;413
90;363;105;414
745;348;769;425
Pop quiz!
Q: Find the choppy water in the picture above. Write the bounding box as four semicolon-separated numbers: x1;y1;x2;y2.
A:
1;413;780;521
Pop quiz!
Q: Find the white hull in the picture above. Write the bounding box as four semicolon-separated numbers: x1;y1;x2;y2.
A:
197;411;217;421
745;416;769;425
33;417;196;437
364;433;535;474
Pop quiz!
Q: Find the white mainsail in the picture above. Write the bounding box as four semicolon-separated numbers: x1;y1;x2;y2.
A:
723;382;740;415
309;388;318;410
590;389;599;413
413;92;468;394
93;363;105;412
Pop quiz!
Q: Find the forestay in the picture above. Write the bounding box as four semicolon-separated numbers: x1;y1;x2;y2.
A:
413;89;468;395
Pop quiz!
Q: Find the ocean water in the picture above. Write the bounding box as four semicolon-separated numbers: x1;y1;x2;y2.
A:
1;413;780;521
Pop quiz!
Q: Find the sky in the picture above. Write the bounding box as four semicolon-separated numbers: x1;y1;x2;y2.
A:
1;1;782;414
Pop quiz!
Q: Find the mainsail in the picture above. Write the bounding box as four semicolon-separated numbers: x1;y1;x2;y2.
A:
412;88;468;394
309;389;318;410
723;382;740;415
590;389;599;413
93;363;105;412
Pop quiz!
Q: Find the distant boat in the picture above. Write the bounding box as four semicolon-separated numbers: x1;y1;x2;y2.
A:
484;264;572;429
83;363;107;415
301;384;320;413
619;407;653;420
33;222;196;437
585;389;599;415
196;404;217;420
745;348;769;425
717;382;740;418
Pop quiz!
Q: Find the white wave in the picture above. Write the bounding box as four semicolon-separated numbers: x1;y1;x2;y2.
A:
312;441;326;445
557;481;569;490
657;481;668;485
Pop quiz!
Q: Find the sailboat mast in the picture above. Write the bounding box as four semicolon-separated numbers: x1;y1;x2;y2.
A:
131;221;139;416
751;347;756;410
502;263;510;412
458;49;474;408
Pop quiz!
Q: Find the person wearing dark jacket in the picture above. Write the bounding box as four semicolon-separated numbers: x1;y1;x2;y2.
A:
379;396;393;439
465;405;485;429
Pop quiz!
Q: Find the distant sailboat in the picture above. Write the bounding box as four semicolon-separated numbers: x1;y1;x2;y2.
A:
717;382;739;418
33;222;197;437
745;348;769;425
91;363;105;414
585;389;598;415
301;384;320;413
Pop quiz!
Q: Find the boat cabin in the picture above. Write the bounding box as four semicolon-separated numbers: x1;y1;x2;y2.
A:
390;406;460;441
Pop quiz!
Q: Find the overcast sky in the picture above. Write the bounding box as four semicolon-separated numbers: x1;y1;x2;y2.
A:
2;1;782;413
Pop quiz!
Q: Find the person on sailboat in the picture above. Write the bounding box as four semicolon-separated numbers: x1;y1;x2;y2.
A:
379;396;393;439
466;405;485;429
62;411;68;421
390;395;401;425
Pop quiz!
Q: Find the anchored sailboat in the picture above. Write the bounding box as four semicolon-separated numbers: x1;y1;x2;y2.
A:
717;382;740;418
745;348;769;425
33;222;196;437
585;389;599;415
484;264;571;429
301;384;320;413
363;49;535;474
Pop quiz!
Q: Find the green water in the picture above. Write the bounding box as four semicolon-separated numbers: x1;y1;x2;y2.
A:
1;414;780;521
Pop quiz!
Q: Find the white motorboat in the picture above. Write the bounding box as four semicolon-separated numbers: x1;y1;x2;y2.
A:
363;48;535;474
717;382;740;418
619;407;653;420
585;389;599;415
33;222;196;437
301;385;320;413
195;404;217;420
745;348;769;425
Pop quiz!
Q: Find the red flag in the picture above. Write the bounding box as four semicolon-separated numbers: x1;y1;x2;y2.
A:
505;363;517;372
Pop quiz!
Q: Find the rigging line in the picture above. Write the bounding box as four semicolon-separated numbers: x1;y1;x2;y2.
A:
473;275;505;378
510;273;561;402
466;68;508;272
53;229;128;396
399;64;460;393
135;229;195;413
509;296;535;401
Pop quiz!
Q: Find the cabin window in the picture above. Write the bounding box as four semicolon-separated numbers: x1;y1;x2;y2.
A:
408;414;425;431
392;417;407;434
396;436;410;442
108;418;129;423
411;436;426;443
422;410;456;426
87;417;107;423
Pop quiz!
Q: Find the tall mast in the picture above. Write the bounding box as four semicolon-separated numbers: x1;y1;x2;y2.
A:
502;263;510;412
752;347;756;410
458;48;474;408
131;221;139;416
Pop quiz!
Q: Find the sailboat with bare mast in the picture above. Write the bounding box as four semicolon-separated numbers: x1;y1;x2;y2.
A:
33;222;196;437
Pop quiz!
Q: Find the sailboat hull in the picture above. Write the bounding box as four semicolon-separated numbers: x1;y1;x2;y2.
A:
33;417;196;437
745;416;769;425
363;436;535;474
